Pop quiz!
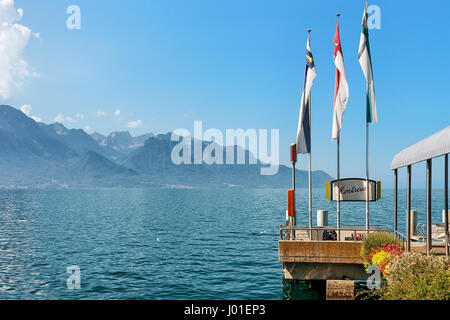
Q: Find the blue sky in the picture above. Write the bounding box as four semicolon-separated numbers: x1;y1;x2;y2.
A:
2;0;449;187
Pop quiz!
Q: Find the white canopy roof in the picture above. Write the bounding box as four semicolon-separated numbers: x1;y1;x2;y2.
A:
390;126;450;170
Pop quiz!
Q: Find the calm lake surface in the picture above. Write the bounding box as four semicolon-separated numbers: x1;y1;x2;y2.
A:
0;188;446;300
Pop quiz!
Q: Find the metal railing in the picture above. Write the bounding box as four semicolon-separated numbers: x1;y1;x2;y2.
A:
417;223;426;238
280;225;391;241
394;231;406;248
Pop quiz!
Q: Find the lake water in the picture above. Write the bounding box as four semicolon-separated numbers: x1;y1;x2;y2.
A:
0;188;446;300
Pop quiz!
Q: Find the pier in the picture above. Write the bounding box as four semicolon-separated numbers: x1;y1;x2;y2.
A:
279;226;386;281
278;127;450;300
278;226;448;300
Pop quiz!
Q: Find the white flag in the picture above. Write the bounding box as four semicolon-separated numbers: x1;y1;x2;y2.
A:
332;18;349;140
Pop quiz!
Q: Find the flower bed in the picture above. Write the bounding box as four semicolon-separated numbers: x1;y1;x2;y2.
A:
358;233;449;300
361;232;403;275
366;243;403;275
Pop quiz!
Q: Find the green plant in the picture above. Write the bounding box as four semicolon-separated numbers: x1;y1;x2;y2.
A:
381;252;450;300
361;232;400;267
356;285;387;300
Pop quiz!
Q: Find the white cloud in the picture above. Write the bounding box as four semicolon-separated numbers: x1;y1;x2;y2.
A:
54;113;65;123
54;113;75;124
75;112;84;119
31;115;42;122
84;125;92;132
20;103;42;122
96;109;106;117
0;0;38;100
127;120;143;129
20;103;31;116
114;109;120;116
16;7;23;18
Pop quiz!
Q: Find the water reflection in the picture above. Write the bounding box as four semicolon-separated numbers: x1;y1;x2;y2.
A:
281;278;324;300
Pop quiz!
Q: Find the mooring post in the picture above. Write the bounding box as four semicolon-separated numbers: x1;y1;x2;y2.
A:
317;210;328;227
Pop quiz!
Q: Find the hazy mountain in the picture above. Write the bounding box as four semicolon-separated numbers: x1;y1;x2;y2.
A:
70;150;136;176
0;105;131;187
0;105;75;160
41;122;104;155
68;150;137;185
133;133;154;145
90;132;106;144
119;133;179;173
0;105;333;189
93;131;155;155
119;133;333;188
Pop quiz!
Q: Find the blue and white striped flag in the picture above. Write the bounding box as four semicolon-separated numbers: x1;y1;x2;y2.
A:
296;32;316;154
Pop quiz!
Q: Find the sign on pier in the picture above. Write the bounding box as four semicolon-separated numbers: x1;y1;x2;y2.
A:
326;179;381;202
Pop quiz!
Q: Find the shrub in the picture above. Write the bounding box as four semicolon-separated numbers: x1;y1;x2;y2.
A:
356;285;387;300
361;232;400;267
382;252;450;300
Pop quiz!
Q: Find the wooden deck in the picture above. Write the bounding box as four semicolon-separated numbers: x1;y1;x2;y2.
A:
279;240;367;280
279;240;363;264
278;224;449;282
410;242;447;255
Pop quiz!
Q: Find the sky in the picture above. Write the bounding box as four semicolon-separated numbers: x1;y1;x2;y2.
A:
1;0;449;187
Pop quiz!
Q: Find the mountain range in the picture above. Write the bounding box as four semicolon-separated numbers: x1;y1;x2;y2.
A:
0;105;333;189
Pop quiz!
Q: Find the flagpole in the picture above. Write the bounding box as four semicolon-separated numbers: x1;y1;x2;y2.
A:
309;105;312;233
293;159;296;227
366;120;370;234
337;135;341;241
336;14;341;241
364;0;370;235
308;29;313;237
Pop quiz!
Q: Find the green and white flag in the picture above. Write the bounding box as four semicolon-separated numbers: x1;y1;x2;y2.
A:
358;0;377;124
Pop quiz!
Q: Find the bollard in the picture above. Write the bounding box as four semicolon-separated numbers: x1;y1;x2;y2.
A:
410;210;418;236
317;210;328;227
443;210;450;223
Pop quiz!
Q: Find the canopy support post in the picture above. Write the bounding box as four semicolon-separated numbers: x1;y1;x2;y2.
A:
407;165;412;252
394;169;398;236
426;159;432;256
445;154;448;257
